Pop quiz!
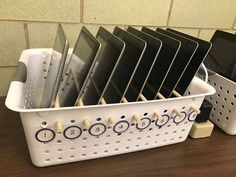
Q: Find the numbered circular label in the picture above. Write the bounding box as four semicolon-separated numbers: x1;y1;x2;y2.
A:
155;115;169;127
35;128;55;143
136;118;151;130
113;120;129;133
188;111;197;122
173;112;187;124
89;123;106;136
63;126;82;139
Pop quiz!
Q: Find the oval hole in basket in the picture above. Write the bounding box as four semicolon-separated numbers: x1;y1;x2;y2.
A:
96;118;102;121
41;121;47;127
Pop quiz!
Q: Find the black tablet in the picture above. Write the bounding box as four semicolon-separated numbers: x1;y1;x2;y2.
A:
203;30;236;81
156;28;198;98
79;27;125;105
101;27;146;104
125;27;162;102
39;24;69;108
58;26;101;107
141;27;181;100
167;28;212;95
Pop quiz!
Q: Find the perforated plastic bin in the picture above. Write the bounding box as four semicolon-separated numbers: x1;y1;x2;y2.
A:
5;49;215;167
197;70;236;135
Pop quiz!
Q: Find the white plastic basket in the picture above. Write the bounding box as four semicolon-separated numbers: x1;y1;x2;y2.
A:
197;70;236;135
5;49;215;167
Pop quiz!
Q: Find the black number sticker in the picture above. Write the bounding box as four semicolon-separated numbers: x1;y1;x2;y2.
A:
89;123;106;136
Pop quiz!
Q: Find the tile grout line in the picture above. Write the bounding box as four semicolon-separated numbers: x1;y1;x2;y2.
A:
0;65;17;68
0;19;82;24
0;18;235;31
197;29;201;38
166;0;174;26
80;0;84;23
23;23;30;49
232;16;236;29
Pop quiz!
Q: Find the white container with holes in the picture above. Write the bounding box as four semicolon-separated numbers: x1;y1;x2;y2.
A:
197;70;236;135
5;49;215;167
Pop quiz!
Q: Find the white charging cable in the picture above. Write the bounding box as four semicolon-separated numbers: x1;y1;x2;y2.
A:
201;63;208;82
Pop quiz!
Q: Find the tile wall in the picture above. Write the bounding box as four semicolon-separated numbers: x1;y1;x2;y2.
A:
0;0;235;96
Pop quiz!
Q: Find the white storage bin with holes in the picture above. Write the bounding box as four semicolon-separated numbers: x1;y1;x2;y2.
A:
197;70;236;135
5;49;215;167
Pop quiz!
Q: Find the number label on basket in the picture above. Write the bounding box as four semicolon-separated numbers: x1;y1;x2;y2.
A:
89;123;106;136
113;121;130;133
173;112;187;124
35;128;55;143
155;115;169;127
63;126;82;139
188;111;197;121
136;118;151;130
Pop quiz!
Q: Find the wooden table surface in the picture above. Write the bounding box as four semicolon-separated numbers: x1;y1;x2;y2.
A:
1;97;236;177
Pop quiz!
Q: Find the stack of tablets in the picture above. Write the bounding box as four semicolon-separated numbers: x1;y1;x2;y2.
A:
37;25;212;108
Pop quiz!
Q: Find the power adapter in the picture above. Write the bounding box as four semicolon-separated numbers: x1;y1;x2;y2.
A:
189;100;214;138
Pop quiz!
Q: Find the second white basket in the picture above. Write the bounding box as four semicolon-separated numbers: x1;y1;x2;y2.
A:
198;70;236;135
